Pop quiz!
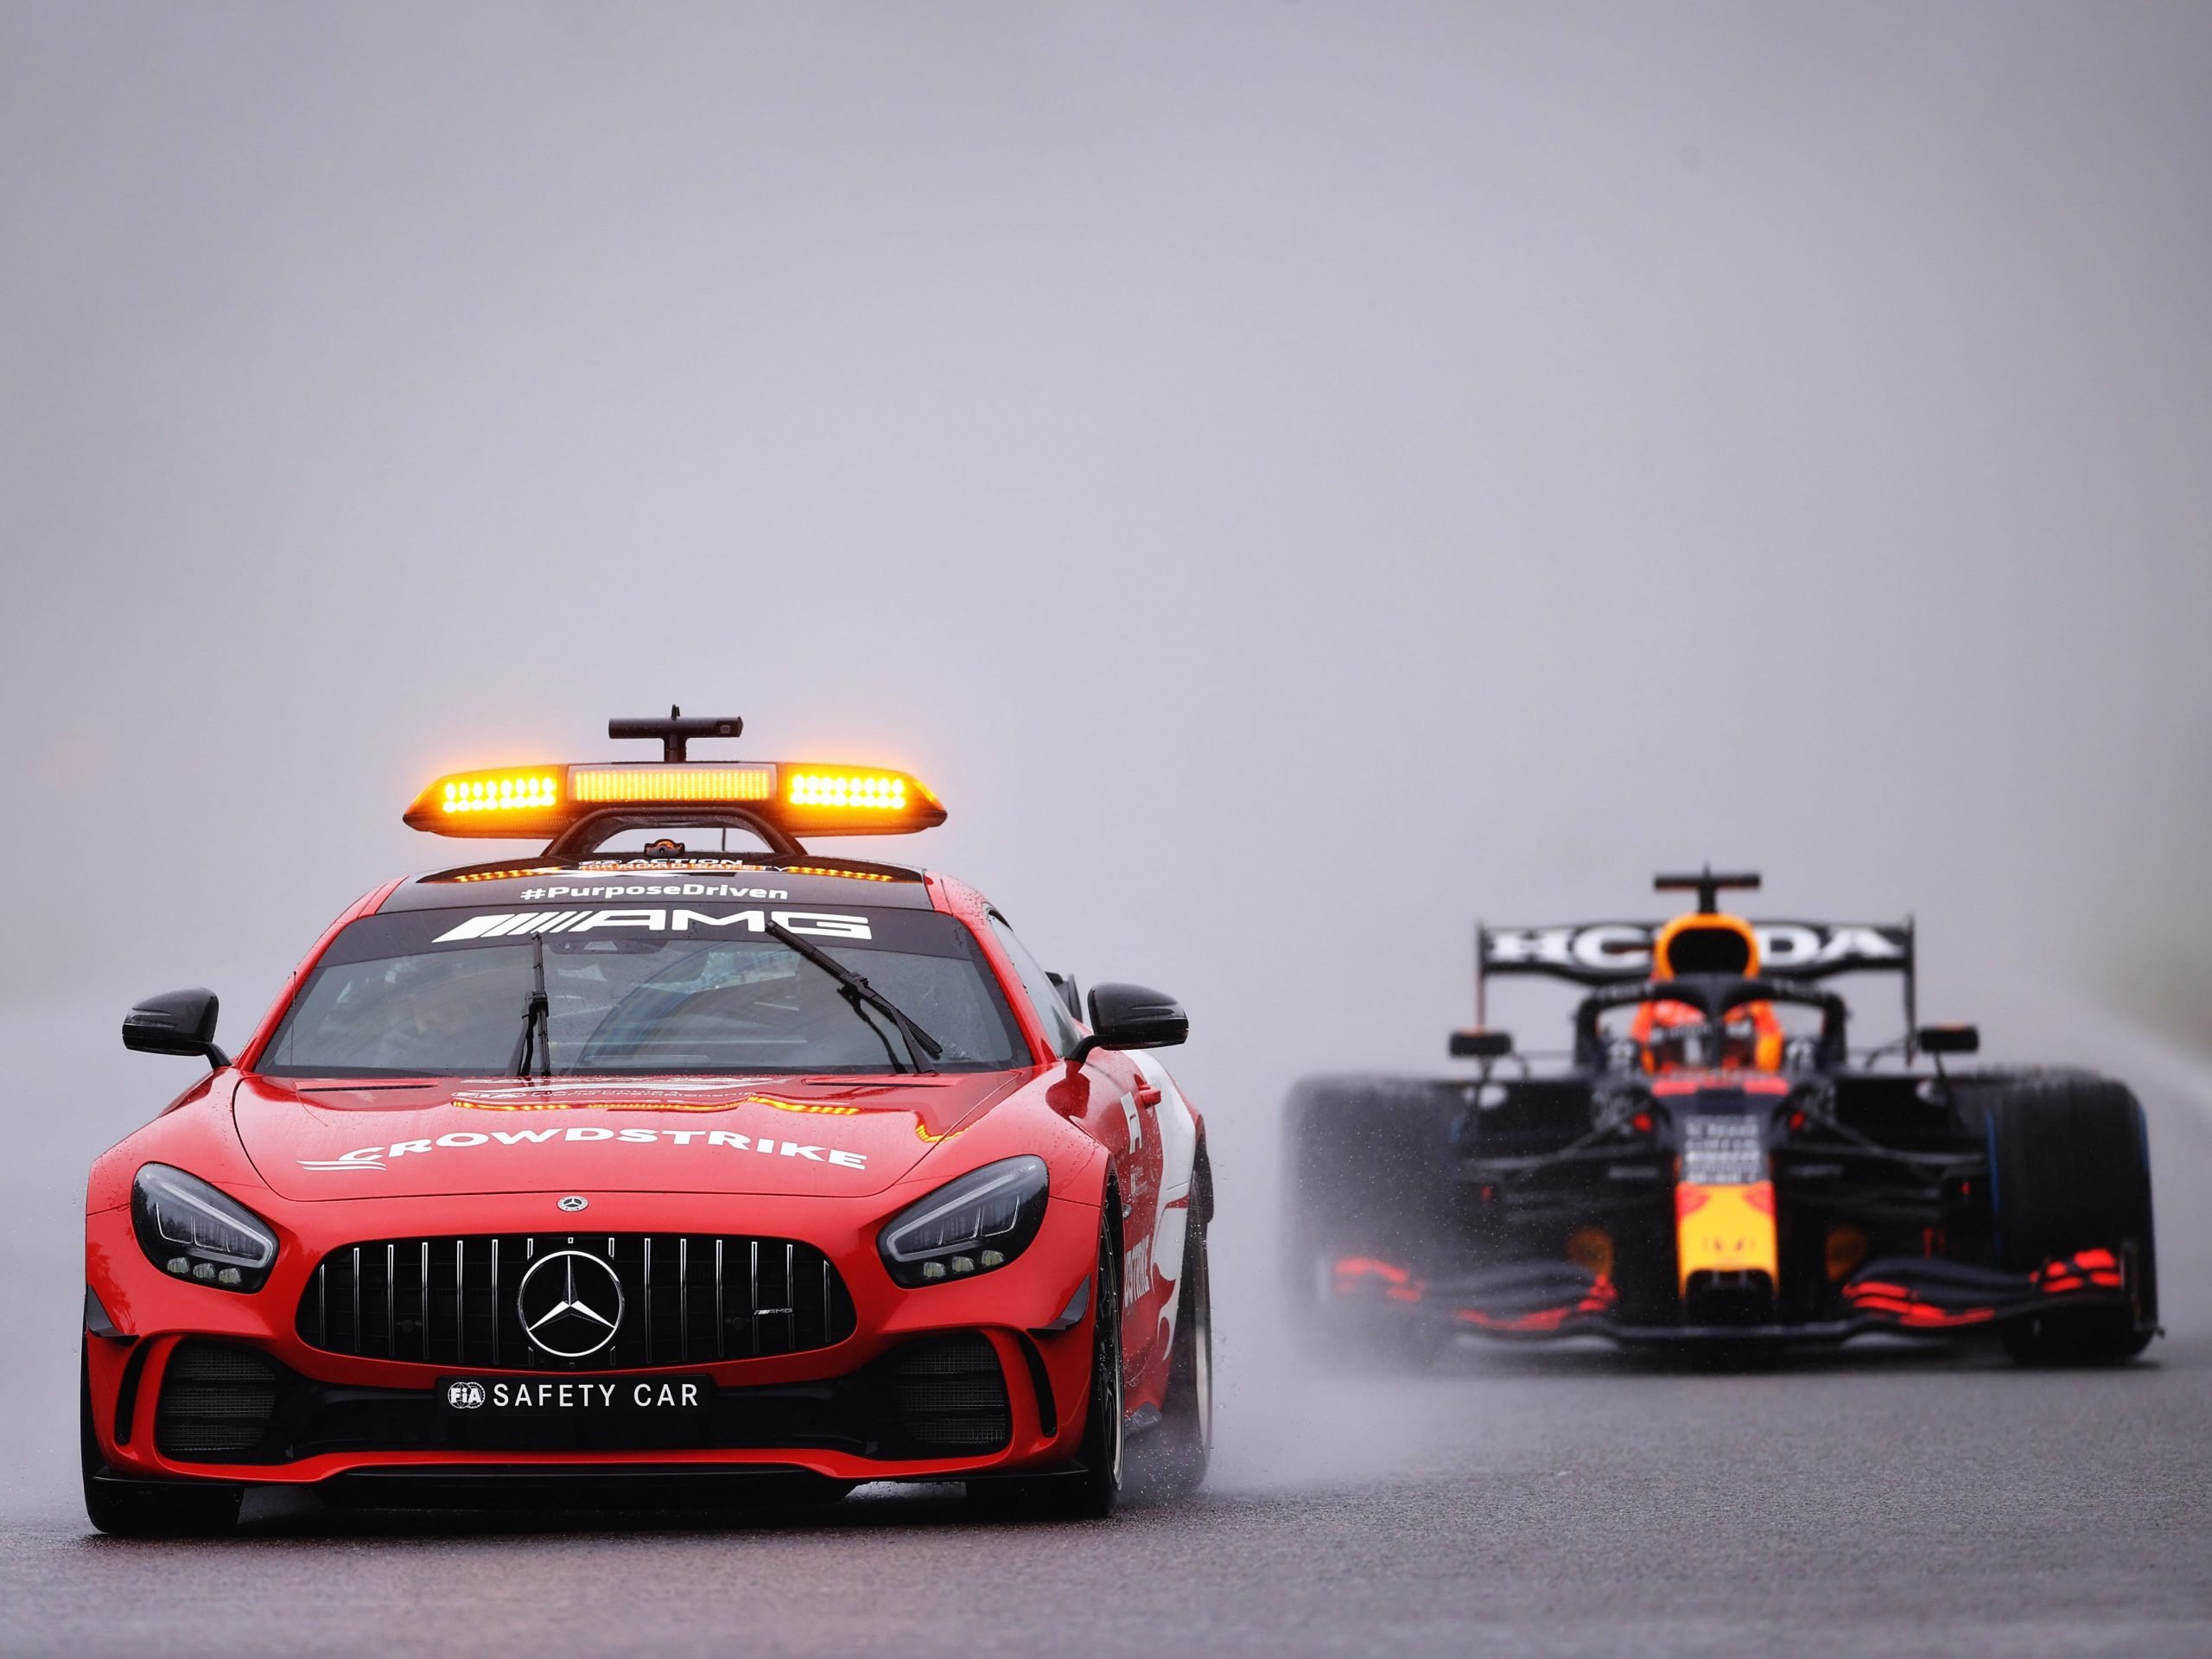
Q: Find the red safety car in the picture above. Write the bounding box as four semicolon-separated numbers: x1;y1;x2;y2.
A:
84;712;1212;1533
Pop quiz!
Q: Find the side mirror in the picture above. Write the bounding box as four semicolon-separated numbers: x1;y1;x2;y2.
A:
1450;1028;1513;1059
123;988;230;1069
1917;1024;1980;1056
1069;982;1187;1063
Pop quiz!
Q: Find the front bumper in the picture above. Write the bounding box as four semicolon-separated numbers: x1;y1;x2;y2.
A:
86;1185;1099;1489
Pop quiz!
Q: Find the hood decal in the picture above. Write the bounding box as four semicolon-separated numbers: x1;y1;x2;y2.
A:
449;1081;863;1116
297;1122;870;1175
235;1071;1026;1200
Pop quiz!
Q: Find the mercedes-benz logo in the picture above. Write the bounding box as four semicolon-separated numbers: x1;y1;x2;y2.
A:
515;1249;624;1359
557;1195;588;1213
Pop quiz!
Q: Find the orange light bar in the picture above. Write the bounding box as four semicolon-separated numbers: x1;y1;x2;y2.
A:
779;765;944;836
570;764;773;804
787;770;909;810
403;767;572;837
405;758;945;839
442;771;562;813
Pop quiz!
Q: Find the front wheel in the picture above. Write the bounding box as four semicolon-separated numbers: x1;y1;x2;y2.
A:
1283;1076;1463;1374
1986;1077;2158;1364
969;1214;1124;1520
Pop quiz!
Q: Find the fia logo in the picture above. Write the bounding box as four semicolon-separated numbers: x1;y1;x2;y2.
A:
445;1380;486;1410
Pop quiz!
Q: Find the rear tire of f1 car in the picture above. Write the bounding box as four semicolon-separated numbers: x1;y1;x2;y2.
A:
1284;1076;1461;1371
1986;1077;2158;1364
81;1345;240;1538
969;1211;1124;1521
1128;1208;1211;1503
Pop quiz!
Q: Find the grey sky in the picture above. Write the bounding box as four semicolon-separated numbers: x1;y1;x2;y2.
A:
3;3;2208;1131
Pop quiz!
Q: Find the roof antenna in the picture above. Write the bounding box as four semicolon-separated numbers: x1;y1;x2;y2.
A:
1654;864;1762;914
607;705;744;764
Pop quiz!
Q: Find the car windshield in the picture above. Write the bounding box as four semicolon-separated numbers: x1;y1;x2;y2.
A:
259;905;1024;1077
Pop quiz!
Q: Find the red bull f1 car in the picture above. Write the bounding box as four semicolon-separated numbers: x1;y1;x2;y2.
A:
1287;868;2158;1363
85;712;1212;1534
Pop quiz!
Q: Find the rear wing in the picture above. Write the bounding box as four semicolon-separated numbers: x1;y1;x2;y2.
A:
1475;918;1916;1039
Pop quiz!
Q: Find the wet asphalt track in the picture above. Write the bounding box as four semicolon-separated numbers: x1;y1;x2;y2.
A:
3;1005;2209;1657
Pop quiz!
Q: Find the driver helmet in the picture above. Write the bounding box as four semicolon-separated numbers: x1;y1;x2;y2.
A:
1638;913;1781;1071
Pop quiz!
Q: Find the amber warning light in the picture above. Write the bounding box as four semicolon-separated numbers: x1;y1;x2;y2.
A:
401;710;945;844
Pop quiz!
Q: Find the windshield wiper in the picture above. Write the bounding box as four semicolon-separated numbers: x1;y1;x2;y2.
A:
511;930;551;1077
765;920;943;1072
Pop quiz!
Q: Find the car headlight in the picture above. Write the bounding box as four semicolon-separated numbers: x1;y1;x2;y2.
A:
879;1155;1050;1287
131;1164;278;1293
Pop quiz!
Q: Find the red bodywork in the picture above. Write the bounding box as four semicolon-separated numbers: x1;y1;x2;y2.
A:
85;867;1203;1497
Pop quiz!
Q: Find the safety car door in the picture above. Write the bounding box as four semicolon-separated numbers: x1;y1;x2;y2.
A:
984;913;1165;1376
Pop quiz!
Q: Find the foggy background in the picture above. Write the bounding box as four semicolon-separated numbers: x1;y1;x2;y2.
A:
3;2;2209;1514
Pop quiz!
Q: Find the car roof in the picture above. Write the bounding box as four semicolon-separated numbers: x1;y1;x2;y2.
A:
374;854;941;913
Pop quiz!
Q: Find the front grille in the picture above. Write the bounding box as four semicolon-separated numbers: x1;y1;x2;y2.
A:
296;1234;855;1370
156;1341;280;1459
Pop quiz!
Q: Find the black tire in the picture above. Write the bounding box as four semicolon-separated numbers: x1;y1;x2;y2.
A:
1283;1075;1463;1370
81;1345;241;1538
1986;1076;2158;1364
969;1212;1124;1520
1128;1208;1211;1503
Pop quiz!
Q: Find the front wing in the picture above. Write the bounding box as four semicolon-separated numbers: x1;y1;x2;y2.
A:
1329;1249;2133;1346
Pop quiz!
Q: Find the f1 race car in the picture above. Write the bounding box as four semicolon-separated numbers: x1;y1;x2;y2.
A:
1287;868;2158;1363
85;712;1211;1533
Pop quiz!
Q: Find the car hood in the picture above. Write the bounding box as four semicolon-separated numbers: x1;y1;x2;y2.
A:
234;1072;1023;1202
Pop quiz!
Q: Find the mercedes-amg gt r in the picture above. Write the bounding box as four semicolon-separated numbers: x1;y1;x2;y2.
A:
86;711;1212;1533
